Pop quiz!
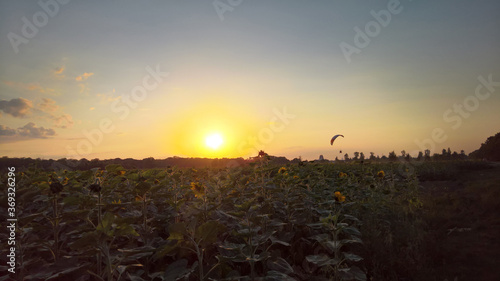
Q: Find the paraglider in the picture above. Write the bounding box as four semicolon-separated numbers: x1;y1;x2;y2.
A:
330;134;344;145
331;134;344;154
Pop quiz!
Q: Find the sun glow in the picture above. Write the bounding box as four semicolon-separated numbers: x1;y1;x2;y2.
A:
157;96;266;158
205;133;223;150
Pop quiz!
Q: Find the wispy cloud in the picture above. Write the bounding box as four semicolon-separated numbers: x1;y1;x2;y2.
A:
76;72;94;94
51;114;74;128
75;72;94;82
37;98;59;113
54;66;65;78
3;81;57;95
54;66;64;75
96;92;121;104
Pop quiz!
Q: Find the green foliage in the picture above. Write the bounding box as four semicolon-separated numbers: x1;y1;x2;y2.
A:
2;161;439;280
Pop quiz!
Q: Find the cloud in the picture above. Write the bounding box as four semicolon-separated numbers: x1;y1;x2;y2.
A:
53;66;65;79
1;123;56;139
0;125;16;136
54;66;64;75
0;98;33;117
37;99;74;128
37;98;60;113
78;83;88;93
75;72;94;82
3;81;57;95
0;97;74;129
52;114;74;128
96;92;121;104
17;122;56;138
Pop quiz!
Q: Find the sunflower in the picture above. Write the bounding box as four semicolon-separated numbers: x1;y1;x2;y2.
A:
190;182;205;198
334;191;346;202
49;182;64;194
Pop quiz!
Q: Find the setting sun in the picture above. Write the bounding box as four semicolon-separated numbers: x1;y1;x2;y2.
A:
205;133;223;150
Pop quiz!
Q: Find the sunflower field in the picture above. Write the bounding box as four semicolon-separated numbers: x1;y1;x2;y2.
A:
0;160;435;281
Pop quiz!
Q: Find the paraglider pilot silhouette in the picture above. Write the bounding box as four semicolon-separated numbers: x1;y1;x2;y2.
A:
330;134;344;154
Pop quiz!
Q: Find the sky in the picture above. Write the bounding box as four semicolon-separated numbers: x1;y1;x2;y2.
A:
0;0;499;161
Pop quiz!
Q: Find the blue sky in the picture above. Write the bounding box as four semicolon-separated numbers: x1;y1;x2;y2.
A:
1;0;499;160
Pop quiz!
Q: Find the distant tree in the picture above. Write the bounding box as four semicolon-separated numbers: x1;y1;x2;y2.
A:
369;152;375;160
424;149;431;161
353;152;359;160
401;150;406;158
344;153;350;161
360;152;365;161
388;151;397;161
460;150;467;160
469;132;500;161
417;151;423;161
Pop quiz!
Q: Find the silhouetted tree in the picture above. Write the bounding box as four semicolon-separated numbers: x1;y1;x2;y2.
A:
417;151;423;161
369;152;376;160
469;132;500;161
424;149;431;161
388;151;397;161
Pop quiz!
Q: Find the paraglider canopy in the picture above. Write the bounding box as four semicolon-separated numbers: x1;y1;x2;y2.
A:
330;134;344;145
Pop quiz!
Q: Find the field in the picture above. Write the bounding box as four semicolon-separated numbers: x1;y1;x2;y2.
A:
1;160;499;281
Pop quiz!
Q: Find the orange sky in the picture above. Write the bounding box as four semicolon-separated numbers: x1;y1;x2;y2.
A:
1;1;499;160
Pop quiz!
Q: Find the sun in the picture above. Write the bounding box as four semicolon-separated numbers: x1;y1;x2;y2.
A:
205;133;223;150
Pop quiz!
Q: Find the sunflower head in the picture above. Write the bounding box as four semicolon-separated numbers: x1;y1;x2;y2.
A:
190;182;205;197
334;191;346;203
50;182;64;194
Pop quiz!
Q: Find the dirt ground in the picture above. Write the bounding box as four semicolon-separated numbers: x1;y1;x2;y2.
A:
419;162;500;281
